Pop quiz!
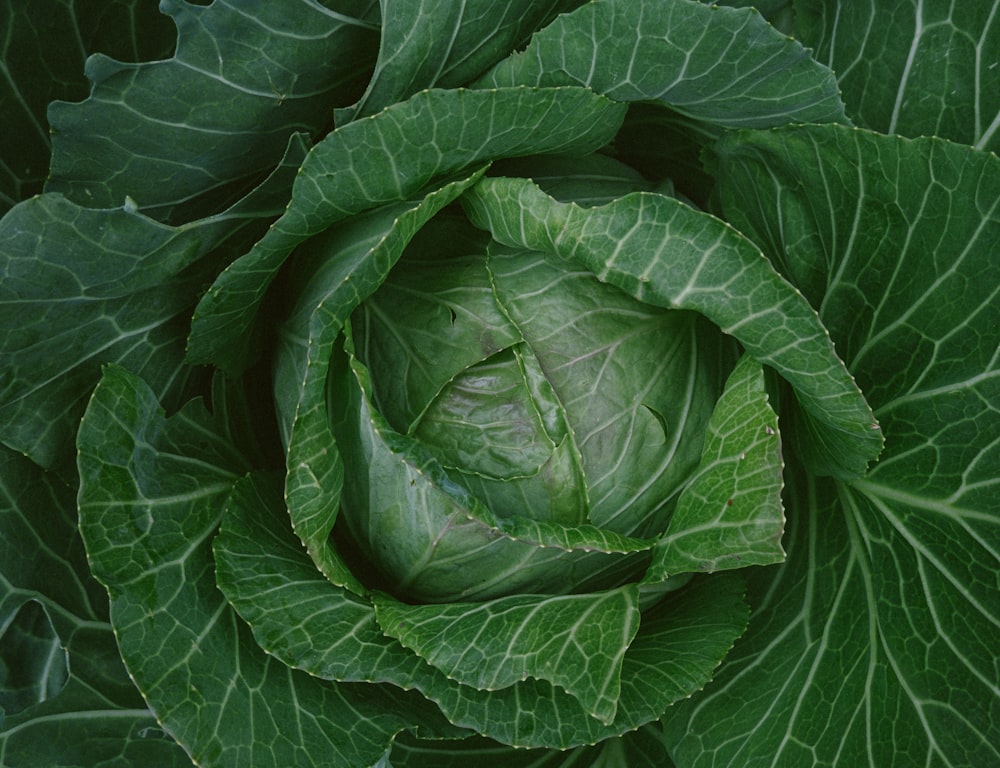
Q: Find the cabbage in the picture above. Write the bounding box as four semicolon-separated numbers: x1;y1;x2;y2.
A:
1;1;996;766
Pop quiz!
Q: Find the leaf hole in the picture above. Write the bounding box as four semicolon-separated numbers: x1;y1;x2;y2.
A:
643;403;670;442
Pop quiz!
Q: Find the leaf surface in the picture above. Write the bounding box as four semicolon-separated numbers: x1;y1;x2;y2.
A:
338;0;584;120
214;474;438;688
478;0;846;127
664;123;1000;768
461;177;883;480
0;446;191;767
375;585;641;725
0;0;174;213
0;135;307;469
188;85;626;374
648;353;785;579
795;0;1000;151
76;366;457;767
46;0;379;220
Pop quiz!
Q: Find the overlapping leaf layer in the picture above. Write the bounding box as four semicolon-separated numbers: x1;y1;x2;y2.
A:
1;1;995;766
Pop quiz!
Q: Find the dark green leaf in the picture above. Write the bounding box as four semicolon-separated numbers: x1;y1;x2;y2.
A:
0;0;175;213
666;122;1000;768
214;473;441;688
188;85;627;374
338;0;585;120
648;353;785;579
375;585;641;725
795;0;1000;152
0;134;308;469
0;445;190;767
77;366;458;767
478;0;846;127
665;464;1000;768
46;0;379;221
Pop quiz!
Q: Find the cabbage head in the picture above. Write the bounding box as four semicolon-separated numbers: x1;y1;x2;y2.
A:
336;210;734;602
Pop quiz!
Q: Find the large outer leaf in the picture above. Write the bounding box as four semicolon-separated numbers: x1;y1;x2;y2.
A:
0;135;308;469
76;366;460;768
478;0;846;127
707;125;999;413
338;0;584;120
188;86;626;375
0;195;200;469
663;125;999;766
46;0;379;221
0;445;191;767
460;177;883;480
795;0;1000;152
0;0;174;213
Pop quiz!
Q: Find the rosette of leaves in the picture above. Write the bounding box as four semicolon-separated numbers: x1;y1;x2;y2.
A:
1;1;997;766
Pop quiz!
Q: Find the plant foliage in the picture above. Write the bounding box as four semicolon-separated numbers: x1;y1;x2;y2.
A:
1;1;997;766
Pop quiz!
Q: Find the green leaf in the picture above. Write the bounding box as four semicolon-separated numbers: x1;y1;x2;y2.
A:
648;354;785;580
795;0;1000;152
665;124;1000;767
708;124;998;467
460;176;883;480
274;173;487;593
0;445;191;767
214;465;748;750
430;573;748;749
46;0;379;221
0;195;201;469
77;366;459;767
214;473;443;689
375;586;641;725
1;600;69;715
665;466;1000;768
0;0;175;213
478;0;847;127
188;85;627;374
0;134;308;469
337;0;584;120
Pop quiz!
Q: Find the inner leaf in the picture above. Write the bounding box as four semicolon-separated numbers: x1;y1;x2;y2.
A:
415;344;589;526
416;346;555;480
